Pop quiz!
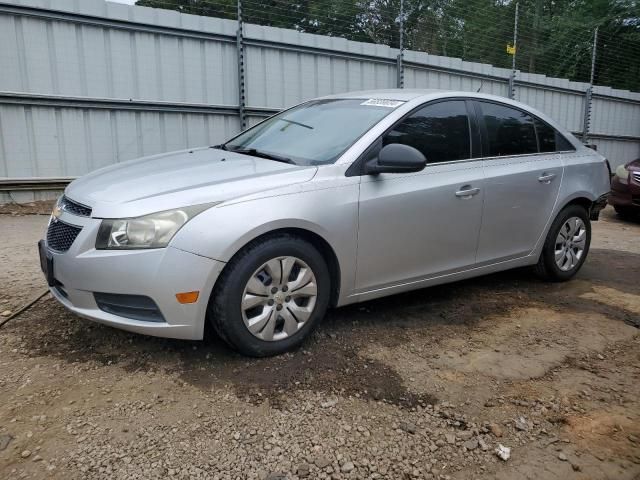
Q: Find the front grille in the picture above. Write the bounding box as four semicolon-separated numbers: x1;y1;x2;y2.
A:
632;171;640;183
46;219;82;252
60;196;92;217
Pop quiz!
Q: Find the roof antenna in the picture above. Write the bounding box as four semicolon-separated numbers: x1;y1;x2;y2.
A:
476;80;484;93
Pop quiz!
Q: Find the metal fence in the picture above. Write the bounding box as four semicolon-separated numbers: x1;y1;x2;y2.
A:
1;0;639;203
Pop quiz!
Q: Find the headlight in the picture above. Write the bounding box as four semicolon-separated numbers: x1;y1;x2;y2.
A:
615;164;630;183
96;203;217;249
51;195;63;220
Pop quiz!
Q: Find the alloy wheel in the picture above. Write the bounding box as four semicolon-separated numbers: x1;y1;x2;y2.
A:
241;256;318;341
554;216;587;271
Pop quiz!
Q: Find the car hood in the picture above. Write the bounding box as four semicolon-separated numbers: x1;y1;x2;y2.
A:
65;147;318;218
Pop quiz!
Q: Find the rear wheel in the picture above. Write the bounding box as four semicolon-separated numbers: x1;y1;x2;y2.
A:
208;234;330;357
534;204;591;282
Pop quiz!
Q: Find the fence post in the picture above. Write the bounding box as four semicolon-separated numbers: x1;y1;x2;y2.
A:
582;26;598;143
396;0;404;88
508;2;519;99
236;0;246;130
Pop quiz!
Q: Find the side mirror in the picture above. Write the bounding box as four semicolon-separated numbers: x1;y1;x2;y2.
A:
365;143;427;175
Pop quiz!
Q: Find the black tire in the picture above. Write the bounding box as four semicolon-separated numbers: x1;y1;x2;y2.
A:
534;204;591;282
208;234;330;357
614;205;636;218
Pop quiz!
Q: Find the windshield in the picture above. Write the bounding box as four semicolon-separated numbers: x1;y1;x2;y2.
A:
224;99;402;166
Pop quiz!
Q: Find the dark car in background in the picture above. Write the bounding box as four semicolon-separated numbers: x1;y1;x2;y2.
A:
610;159;640;218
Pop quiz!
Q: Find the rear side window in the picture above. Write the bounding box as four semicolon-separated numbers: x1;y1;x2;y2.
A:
478;102;538;157
534;117;575;152
383;100;471;163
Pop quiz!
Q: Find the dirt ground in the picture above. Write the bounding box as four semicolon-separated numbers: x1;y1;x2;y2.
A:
0;205;639;480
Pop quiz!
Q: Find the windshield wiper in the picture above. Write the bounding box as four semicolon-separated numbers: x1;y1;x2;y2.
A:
279;118;314;130
211;144;229;150
230;148;296;165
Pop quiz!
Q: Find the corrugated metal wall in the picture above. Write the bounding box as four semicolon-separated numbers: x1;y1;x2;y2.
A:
1;0;639;202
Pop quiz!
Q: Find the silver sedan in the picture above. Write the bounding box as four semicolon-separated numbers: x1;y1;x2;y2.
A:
39;89;611;356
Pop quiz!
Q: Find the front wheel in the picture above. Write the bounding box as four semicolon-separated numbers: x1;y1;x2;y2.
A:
534;205;591;282
208;234;330;357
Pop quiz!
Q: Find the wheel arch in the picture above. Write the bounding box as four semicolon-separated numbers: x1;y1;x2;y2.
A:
556;192;600;220
531;193;595;261
210;226;342;309
561;195;593;212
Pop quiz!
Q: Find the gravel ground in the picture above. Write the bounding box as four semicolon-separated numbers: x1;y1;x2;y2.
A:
0;205;639;480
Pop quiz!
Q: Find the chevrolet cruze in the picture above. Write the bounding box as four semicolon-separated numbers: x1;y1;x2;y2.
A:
39;89;610;356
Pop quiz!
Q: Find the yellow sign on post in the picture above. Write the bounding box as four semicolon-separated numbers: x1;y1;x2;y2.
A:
506;44;516;55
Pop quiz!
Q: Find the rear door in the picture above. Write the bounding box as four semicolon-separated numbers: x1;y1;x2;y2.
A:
474;101;564;264
355;100;484;292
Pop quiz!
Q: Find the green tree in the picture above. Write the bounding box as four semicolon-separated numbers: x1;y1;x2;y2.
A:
135;0;640;91
136;0;237;19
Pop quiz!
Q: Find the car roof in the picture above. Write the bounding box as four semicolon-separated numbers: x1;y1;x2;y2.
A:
321;88;519;105
320;89;444;101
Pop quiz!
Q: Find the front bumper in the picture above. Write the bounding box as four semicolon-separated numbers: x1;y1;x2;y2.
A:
609;174;640;209
42;211;225;340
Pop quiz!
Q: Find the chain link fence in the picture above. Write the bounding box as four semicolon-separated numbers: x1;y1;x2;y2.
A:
0;0;639;201
135;0;639;93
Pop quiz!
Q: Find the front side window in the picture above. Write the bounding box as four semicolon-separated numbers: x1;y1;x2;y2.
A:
382;100;471;163
479;102;538;157
225;99;399;166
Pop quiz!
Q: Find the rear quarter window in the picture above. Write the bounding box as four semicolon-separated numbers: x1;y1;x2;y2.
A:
534;117;575;152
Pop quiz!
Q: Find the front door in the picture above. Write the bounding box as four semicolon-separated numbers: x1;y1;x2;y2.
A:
355;100;484;292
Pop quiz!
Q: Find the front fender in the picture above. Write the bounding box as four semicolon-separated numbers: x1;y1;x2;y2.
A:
171;180;361;302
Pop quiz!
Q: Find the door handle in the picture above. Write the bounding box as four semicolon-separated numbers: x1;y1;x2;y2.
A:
538;172;557;184
455;187;480;199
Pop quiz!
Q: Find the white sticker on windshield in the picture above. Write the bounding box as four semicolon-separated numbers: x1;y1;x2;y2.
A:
360;98;405;108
